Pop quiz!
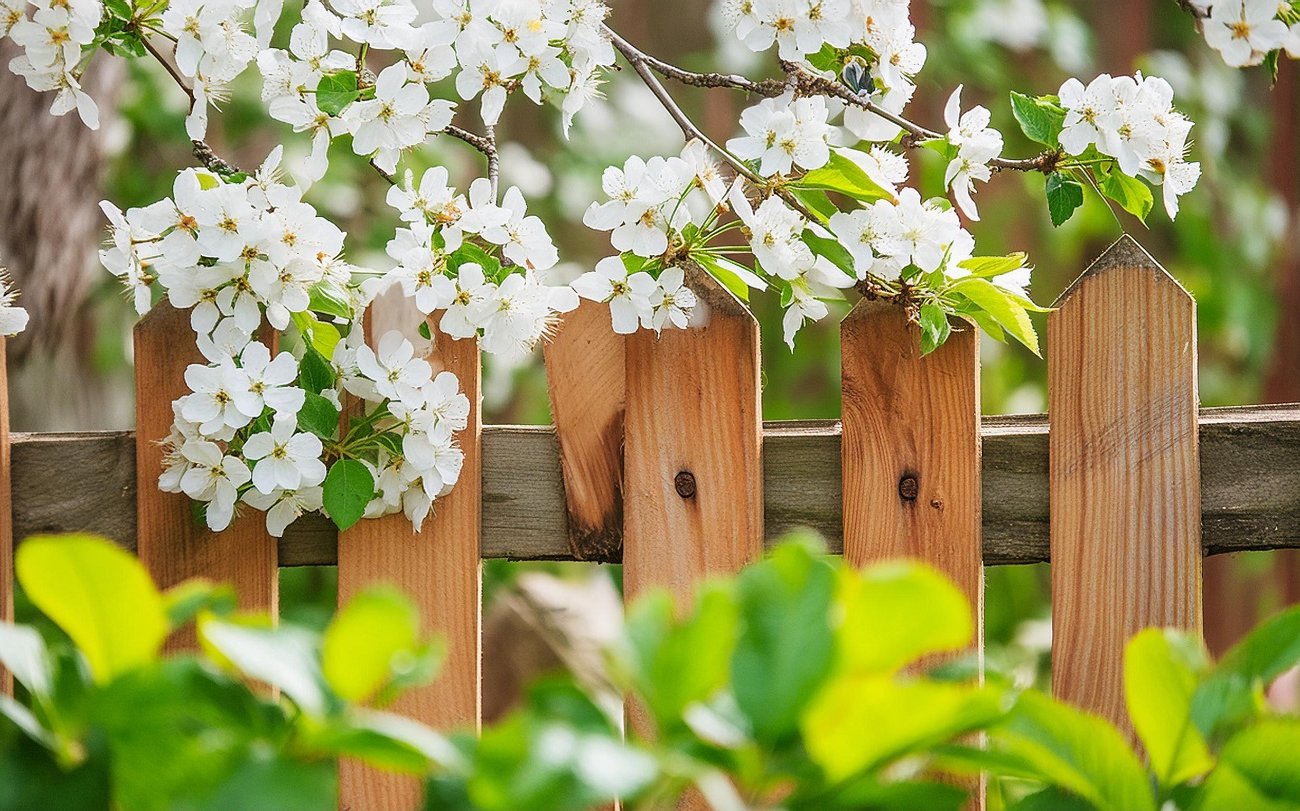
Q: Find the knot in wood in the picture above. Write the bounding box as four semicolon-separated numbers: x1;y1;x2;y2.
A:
674;471;697;499
898;474;919;502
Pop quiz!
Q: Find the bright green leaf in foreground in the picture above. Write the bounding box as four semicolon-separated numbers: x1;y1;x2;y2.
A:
16;534;168;683
322;586;435;705
1124;629;1215;790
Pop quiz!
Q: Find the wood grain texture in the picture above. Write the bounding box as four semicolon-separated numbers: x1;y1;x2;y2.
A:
623;266;764;607
10;406;1300;564
0;340;11;695
134;302;277;650
1048;235;1202;732
542;300;625;561
337;325;482;811
840;302;983;625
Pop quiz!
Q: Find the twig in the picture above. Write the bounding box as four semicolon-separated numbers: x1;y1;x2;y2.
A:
1174;0;1208;20
779;61;1060;173
605;26;823;222
140;34;245;176
444;124;499;197
602;25;1058;175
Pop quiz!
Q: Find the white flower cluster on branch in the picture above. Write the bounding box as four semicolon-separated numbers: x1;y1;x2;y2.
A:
1186;0;1300;68
0;0;1223;534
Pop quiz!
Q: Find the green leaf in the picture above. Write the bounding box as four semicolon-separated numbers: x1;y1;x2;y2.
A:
163;579;237;631
15;534;168;683
323;587;439;705
298;347;335;395
448;243;500;277
322;459;374;532
950;277;1040;355
695;254;764;302
837;561;973;675
731;542;836;742
993;691;1156;811
1097;164;1154;223
620;584;739;732
1124;629;1214;789
316;70;359;117
919;303;952;356
1045;173;1085;227
957;253;1029;279
297;391;340;440
0;622;53;697
198;617;329;716
203;751;337;811
803;677;1004;782
308;281;353;320
800;231;856;280
1192;604;1300;737
1010;92;1066;147
787;187;838;224
795;150;892;203
1197;720;1300;809
418;321;432;340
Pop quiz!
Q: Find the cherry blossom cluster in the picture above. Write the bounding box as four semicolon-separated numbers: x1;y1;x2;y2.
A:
1186;0;1300;68
100;148;470;535
157;327;467;534
1;0;103;127
575;140;741;334
1057;73;1201;218
722;0;926;143
380;169;579;359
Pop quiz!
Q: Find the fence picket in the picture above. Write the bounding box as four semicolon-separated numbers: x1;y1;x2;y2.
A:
623;265;763;608
0;338;11;695
840;302;983;628
840;301;984;807
1048;235;1202;734
337;324;482;810
134;302;277;649
542;300;625;561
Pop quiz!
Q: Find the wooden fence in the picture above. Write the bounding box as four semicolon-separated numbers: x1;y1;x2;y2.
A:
4;234;1300;807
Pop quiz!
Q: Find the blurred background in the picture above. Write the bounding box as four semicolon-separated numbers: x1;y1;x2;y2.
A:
2;0;1296;714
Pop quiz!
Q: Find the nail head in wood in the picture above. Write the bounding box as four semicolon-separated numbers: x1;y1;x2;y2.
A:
898;474;919;502
674;470;697;499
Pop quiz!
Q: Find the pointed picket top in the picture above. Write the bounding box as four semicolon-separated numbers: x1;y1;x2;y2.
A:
1055;233;1191;307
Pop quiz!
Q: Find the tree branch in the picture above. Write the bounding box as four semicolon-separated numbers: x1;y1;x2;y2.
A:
140;34;243;175
604;25;823;222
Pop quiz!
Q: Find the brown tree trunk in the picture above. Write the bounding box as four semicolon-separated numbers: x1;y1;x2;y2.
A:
0;44;126;430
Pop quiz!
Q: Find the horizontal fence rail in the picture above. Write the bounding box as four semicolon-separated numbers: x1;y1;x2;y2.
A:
13;403;1300;567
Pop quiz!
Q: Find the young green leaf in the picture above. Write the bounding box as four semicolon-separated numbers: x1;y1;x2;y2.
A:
695;254;765;302
1045;173;1085;227
322;459;375;532
1096;164;1154;223
316;71;359;116
794;150;893;203
800;231;856;280
308;281;352;320
297;391;340;439
1010;92;1066;147
919;303;952;356
731;542;836;743
1124;629;1214;790
298;347;335;395
16;534;168;683
950;277;1040;355
323;587;436;705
